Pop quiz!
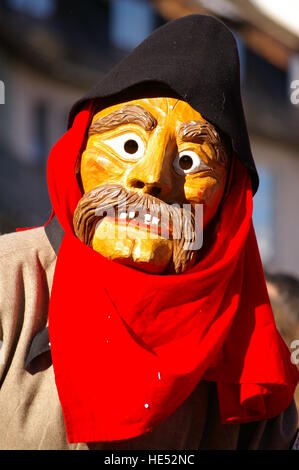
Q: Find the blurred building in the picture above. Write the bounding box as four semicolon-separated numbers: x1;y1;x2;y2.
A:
0;0;299;279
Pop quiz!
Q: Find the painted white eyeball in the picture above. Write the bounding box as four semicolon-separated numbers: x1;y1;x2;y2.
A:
173;150;209;175
103;132;145;161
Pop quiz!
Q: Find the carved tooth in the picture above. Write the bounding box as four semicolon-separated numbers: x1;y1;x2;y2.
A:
128;211;136;219
144;213;152;224
151;216;160;225
119;212;127;219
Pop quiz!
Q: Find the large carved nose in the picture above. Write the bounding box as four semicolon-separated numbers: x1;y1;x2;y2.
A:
125;140;173;199
127;178;163;197
126;169;172;199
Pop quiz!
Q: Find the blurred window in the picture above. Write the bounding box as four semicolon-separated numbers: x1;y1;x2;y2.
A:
246;48;287;101
289;54;299;105
31;101;48;165
0;80;4;105
110;0;155;50
252;166;275;264
233;32;246;84
8;0;56;18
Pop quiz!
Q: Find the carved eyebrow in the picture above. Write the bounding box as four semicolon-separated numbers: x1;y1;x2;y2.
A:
178;120;228;166
88;104;157;136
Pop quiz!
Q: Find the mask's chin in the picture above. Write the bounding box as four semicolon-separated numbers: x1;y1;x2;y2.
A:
91;216;172;274
91;216;196;274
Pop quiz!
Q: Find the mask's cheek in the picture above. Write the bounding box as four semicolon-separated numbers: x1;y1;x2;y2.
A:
80;146;125;193
184;174;227;227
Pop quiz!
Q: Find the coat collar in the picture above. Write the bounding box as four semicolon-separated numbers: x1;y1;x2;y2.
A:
44;214;64;256
25;215;64;371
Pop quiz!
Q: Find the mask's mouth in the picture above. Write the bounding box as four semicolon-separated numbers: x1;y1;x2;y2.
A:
97;207;174;240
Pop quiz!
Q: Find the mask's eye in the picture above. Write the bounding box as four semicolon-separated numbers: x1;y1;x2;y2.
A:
103;132;145;161
173;150;209;175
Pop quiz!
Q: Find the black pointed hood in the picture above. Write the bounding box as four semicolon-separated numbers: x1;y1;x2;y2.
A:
68;14;259;194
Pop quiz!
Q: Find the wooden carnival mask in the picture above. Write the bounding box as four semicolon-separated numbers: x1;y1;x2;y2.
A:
73;97;229;274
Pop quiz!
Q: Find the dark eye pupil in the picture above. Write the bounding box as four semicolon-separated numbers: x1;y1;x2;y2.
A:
179;155;193;170
124;139;138;154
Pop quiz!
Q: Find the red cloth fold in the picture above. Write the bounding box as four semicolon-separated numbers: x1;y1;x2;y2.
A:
45;103;298;443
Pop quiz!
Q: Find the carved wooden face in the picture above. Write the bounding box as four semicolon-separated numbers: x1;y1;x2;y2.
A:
74;97;229;274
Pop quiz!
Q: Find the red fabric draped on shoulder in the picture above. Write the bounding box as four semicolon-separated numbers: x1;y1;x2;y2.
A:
45;103;298;443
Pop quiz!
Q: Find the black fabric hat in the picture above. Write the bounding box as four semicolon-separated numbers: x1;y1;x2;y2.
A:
68;14;259;194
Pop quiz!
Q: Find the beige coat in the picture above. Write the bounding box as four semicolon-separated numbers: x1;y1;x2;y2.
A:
0;217;298;450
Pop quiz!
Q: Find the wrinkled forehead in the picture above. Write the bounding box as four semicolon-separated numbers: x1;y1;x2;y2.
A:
90;97;208;128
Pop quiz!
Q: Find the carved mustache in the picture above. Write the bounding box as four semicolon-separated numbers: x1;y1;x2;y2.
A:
73;184;199;273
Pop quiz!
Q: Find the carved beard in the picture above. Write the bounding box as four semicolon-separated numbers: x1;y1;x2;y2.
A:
73;184;200;274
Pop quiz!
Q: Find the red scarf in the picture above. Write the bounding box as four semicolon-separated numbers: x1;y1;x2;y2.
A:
46;103;298;443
